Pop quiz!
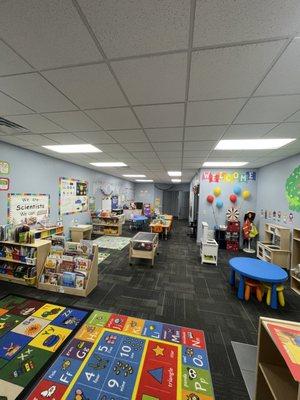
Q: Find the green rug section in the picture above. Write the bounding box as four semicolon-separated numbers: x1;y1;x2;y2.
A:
93;235;131;250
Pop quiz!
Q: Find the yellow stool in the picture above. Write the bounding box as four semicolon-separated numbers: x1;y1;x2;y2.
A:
263;283;285;307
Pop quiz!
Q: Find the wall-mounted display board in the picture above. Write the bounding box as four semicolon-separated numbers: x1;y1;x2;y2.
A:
8;193;50;225
0;160;10;174
59;177;88;215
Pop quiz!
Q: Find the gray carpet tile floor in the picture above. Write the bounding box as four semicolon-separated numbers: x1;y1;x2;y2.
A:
1;219;299;400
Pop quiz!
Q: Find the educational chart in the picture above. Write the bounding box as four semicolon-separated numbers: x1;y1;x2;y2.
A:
0;295;88;400
59;178;89;215
8;193;50;225
28;310;215;400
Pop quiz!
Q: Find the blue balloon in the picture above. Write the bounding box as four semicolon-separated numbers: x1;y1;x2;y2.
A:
233;185;241;195
216;199;223;208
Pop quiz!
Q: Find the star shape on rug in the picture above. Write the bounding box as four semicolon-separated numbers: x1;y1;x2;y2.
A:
153;345;164;356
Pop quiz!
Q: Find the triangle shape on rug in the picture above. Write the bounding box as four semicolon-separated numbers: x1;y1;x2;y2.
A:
147;367;164;384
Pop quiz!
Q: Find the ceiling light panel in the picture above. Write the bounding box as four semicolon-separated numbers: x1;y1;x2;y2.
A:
215;138;296;150
90;162;127;167
43;144;102;153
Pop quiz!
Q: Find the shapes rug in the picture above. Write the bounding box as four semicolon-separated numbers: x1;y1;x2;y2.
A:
28;310;215;399
0;295;89;400
93;236;131;250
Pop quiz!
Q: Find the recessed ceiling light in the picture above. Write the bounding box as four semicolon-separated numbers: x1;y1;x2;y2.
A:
203;161;248;167
215;138;295;150
135;179;153;182
90;162;127;167
171;179;182;183
123;174;146;178
43;144;102;153
168;171;182;177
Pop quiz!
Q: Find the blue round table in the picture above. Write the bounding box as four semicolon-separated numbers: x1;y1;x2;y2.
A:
229;257;288;309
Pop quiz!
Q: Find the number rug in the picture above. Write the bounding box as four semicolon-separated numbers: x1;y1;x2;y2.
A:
28;310;215;400
0;294;89;400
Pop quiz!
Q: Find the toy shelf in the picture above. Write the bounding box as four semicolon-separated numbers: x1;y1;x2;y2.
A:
257;223;291;269
291;228;300;295
129;232;159;267
38;245;98;297
200;239;218;265
0;239;51;287
255;317;300;400
33;226;64;239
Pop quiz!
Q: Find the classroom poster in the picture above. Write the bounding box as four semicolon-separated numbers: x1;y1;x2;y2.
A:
59;177;89;215
0;160;10;174
8;193;50;225
267;323;300;381
0;177;9;191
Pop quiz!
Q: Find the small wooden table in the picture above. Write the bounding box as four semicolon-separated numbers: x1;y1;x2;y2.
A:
70;224;92;242
149;220;172;240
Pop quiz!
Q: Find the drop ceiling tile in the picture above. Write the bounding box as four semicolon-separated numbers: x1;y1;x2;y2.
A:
286;110;300;122
186;99;245;125
0;73;76;112
190;42;283;100
0;92;32;115
43;64;127;109
210;150;272;159
263;123;300;138
78;0;190;58
15;134;57;146
0;0;101;69
224;123;276;139
146;128;183;142
235;95;300;123
0;40;32;75
43;133;86;144
152;142;183;151
42;111;100;131
134;104;184;128
193;0;300;47
183;151;210;158
6;114;65;133
255;39;300;96
109;130;147;143
96;143;126;153
134;151;159;160
73;131;115;144
156;151;182;159
85;108;140;130
184;141;217;151
0;135;32;147
112;53;187;104
122;142;153;152
185;126;225;141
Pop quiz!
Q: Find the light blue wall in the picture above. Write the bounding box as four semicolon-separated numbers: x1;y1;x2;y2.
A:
134;183;155;204
197;168;258;241
0;142;135;234
256;153;300;234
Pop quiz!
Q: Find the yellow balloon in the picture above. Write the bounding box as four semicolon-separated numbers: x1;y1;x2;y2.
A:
242;190;251;200
213;187;221;197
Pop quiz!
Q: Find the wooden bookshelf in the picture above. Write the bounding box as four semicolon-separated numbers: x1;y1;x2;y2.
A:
38;244;98;297
32;226;64;239
0;239;51;287
255;317;300;400
257;223;291;269
92;215;124;237
291;228;300;295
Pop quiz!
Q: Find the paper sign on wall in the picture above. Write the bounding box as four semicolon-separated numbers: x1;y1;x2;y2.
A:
0;160;10;174
59;177;89;215
8;193;50;225
0;177;9;191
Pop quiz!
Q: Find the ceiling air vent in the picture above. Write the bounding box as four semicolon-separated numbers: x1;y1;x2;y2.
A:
0;117;29;134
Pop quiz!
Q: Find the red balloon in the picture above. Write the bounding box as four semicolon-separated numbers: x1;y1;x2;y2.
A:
207;195;214;204
230;194;237;203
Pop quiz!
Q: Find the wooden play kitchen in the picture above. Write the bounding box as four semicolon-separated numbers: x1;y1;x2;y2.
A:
129;232;158;267
257;223;291;269
255;317;300;400
69;224;92;242
0;239;51;286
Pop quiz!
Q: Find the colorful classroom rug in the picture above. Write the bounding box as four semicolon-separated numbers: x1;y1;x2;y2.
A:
0;294;89;400
28;311;215;400
93;236;131;250
98;252;111;264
